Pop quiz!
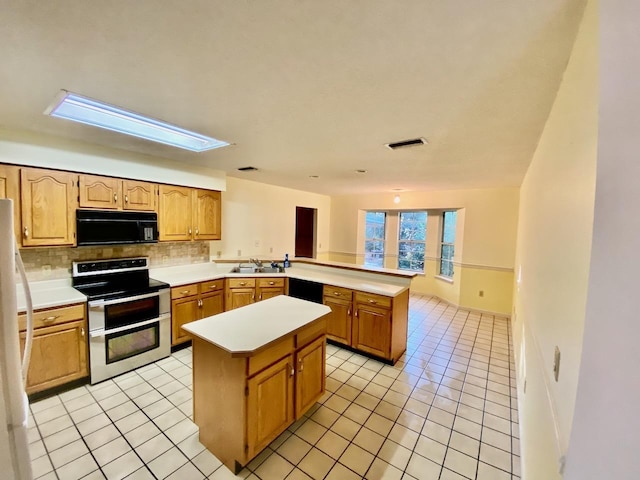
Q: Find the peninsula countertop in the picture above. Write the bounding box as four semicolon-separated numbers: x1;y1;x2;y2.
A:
182;295;330;356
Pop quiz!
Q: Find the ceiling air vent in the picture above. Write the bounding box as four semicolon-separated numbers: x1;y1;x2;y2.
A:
237;166;258;172
385;137;428;150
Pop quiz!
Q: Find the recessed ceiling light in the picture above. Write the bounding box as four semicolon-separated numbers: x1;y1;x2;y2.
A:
238;166;258;172
355;169;367;174
309;175;319;178
44;90;230;152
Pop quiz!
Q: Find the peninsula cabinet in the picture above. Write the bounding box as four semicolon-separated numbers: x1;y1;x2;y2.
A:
184;296;329;473
158;185;221;242
18;303;88;395
0;164;21;243
323;285;409;364
225;277;286;311
171;280;225;346
79;174;157;211
20;168;77;247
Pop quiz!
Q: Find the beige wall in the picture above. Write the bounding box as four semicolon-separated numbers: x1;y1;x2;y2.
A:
211;176;331;263
511;0;597;478
329;188;519;314
565;0;640;477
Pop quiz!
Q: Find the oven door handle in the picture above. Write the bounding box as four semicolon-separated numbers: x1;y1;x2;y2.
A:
89;291;162;308
89;314;170;338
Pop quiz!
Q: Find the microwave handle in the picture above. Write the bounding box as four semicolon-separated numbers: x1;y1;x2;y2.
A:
89;291;163;308
89;314;170;338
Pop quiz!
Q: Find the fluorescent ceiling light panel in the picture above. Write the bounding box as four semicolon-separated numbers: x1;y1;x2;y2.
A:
44;90;229;152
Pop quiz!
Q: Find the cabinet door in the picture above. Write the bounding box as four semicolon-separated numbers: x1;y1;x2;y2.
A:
0;164;21;244
21;168;77;247
258;287;284;302
247;355;294;458
20;319;88;395
201;291;224;318
159;185;193;241
323;297;352;345
193;189;221;240
78;174;121;209
226;288;255;311
295;336;326;419
171;296;199;346
123;180;157;211
353;304;392;359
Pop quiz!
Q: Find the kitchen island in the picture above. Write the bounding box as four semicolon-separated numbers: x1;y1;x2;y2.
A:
182;295;330;473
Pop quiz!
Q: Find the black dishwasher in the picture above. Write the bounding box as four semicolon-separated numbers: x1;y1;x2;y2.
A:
288;278;324;304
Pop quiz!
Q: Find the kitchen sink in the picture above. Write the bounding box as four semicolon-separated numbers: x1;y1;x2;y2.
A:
229;266;284;274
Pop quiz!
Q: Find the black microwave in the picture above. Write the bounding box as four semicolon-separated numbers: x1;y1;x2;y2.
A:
76;210;158;246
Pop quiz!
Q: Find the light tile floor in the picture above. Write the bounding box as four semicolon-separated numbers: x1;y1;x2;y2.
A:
28;294;521;479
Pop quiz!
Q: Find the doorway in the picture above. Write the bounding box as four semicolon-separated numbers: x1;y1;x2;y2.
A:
295;206;316;258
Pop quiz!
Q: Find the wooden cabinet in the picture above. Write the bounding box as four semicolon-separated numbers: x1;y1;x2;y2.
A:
226;277;285;311
0;164;21;243
191;316;327;473
247;355;294;458
171;280;225;346
159;185;221;242
323;285;409;363
18;303;88;395
79;175;158;211
20;168;77;247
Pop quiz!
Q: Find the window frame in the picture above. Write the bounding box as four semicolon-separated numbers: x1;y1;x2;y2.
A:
397;211;427;272
439;210;457;278
364;211;386;268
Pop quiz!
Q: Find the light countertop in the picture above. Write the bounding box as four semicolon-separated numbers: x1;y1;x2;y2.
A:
182;295;330;355
150;262;409;297
17;279;87;313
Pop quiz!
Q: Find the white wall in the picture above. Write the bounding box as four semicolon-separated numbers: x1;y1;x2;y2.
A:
564;0;640;477
211;176;331;262
0;128;226;190
511;0;596;478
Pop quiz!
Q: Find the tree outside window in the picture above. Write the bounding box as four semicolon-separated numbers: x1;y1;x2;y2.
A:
364;211;385;267
398;211;427;271
440;211;457;277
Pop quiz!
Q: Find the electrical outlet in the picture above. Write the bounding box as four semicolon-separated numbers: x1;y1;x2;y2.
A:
42;265;51;277
216;251;222;258
237;249;241;257
553;346;561;382
478;290;484;297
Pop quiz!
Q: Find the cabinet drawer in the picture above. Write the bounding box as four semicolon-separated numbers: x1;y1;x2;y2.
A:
323;285;353;300
257;277;285;288
296;317;327;348
201;279;224;293
228;278;256;289
248;336;295;377
18;303;85;331
171;284;199;299
355;291;392;309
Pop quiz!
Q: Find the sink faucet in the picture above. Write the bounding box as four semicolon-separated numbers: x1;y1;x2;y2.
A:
250;258;263;268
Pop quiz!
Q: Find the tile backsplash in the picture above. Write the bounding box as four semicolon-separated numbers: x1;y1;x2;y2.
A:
19;242;210;281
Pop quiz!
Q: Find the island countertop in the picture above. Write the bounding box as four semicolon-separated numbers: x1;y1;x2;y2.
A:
182;295;330;356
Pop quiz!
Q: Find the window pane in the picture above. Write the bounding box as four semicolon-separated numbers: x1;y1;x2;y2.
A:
365;211;386;267
440;260;454;277
443;211;457;244
442;244;454;261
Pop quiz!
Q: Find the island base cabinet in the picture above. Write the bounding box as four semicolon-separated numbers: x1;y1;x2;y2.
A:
191;317;327;473
352;305;391;359
247;355;294;459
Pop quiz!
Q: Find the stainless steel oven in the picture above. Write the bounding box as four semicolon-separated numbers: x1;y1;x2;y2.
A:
72;257;171;384
88;289;170;384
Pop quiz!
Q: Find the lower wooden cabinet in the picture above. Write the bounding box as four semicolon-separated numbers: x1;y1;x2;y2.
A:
323;285;409;363
192;317;326;472
226;277;285;311
18;303;88;395
171;280;225;346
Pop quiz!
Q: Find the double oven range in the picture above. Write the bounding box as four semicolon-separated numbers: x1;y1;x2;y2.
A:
72;257;170;384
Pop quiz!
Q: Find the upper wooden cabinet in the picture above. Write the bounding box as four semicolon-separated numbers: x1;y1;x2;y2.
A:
0;164;21;243
20;168;77;247
159;185;221;242
79;174;157;211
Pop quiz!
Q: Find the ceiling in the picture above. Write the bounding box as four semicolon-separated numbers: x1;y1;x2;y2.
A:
0;0;586;195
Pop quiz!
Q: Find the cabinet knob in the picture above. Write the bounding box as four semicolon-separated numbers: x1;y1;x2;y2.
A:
269;281;274;285
288;364;294;377
298;358;304;372
252;294;255;301
347;309;351;316
114;193;118;203
239;282;246;286
43;315;59;322
259;294;262;301
198;299;203;308
195;227;199;236
333;291;340;296
23;227;28;238
180;290;191;295
188;227;192;235
355;310;359;317
209;285;217;289
81;327;85;337
368;299;377;304
125;195;129;204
